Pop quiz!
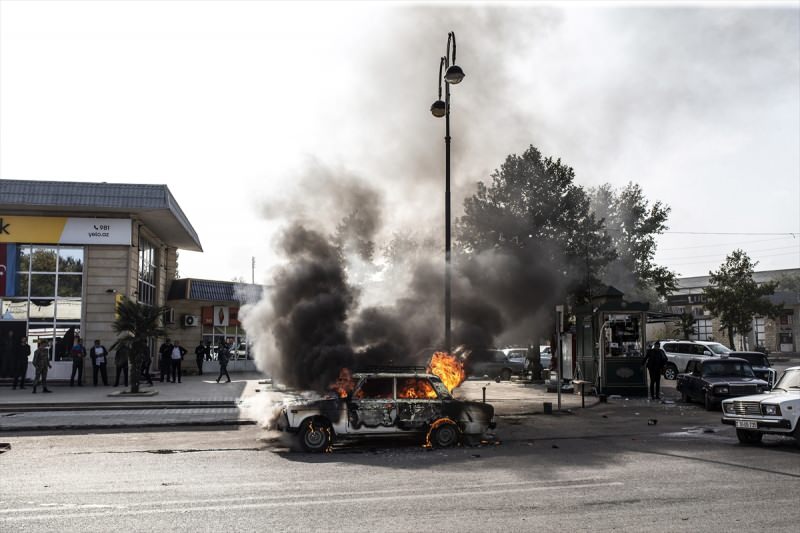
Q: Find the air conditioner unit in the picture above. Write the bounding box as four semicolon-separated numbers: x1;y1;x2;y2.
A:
183;314;200;327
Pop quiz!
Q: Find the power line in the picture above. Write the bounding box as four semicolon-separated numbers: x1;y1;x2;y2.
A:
658;236;795;252
668;250;800;267
664;231;797;236
659;245;800;261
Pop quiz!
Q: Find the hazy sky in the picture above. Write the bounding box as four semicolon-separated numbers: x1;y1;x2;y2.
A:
1;0;798;282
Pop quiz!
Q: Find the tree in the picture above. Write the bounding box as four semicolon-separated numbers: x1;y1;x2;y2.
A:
673;312;696;340
590;183;677;299
457;145;616;304
704;250;783;349
111;297;167;393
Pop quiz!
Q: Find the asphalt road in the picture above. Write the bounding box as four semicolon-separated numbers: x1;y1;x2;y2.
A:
1;404;798;532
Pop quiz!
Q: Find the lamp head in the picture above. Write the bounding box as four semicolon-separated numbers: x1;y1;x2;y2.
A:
430;100;447;118
444;65;465;84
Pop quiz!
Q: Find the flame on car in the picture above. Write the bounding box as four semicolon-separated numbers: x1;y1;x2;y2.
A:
397;377;438;399
427;351;466;392
330;367;355;398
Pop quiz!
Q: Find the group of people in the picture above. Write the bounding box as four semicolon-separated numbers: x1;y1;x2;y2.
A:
4;332;236;390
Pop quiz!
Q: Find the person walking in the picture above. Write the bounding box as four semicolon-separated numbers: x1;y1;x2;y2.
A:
216;340;231;383
69;337;86;386
31;340;52;393
642;346;668;400
158;339;173;382
114;346;129;387
170;340;187;383
12;336;31;390
194;340;207;376
91;339;109;386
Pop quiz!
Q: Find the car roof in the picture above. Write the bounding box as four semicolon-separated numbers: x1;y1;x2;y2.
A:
352;372;441;379
689;356;749;365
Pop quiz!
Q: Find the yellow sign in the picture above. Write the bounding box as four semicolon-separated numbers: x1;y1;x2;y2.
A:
0;216;131;245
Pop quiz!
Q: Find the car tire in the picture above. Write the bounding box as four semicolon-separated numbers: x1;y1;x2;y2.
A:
663;364;678;381
500;369;512;382
299;419;332;453
736;429;763;445
704;393;715;411
430;421;460;448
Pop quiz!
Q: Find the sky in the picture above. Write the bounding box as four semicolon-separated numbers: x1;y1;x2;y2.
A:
1;0;798;283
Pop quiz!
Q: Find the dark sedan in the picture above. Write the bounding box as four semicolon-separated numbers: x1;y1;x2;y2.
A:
728;351;777;387
676;357;769;410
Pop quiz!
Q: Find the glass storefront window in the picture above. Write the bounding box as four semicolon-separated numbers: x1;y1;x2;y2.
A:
30;274;56;297
58;275;82;297
29;300;56;319
138;238;157;306
1;298;28;320
15;273;29;296
31;246;57;272
16;246;31;271
58;248;84;273
55;299;82;320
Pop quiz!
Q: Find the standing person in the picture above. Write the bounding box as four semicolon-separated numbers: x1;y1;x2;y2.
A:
216;339;231;384
170;340;187;383
140;350;154;386
69;337;86;387
158;339;173;382
1;330;16;380
91;339;109;386
194;340;207;376
12;336;31;390
114;346;129;388
32;340;52;394
642;346;668;400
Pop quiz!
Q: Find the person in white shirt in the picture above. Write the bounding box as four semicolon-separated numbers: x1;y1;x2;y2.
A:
170;340;187;383
91;339;109;386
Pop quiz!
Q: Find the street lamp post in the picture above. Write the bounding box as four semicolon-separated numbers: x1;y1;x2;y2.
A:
431;31;465;355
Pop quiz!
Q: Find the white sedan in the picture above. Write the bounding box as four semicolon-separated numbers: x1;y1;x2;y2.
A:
721;366;800;445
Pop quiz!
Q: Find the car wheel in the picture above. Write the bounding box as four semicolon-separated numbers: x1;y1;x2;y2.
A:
500;369;512;382
704;393;715;411
299;419;332;453
736;429;763;445
680;390;690;403
663;364;678;381
430;420;460;448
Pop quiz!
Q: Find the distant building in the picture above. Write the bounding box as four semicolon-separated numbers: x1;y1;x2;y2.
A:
666;268;800;353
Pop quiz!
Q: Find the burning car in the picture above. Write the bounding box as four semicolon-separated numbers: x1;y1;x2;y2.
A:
276;367;496;452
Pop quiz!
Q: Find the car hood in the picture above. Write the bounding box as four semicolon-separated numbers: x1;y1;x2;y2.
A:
722;390;800;403
704;377;768;386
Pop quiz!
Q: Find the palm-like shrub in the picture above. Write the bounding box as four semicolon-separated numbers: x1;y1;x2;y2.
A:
111;297;167;393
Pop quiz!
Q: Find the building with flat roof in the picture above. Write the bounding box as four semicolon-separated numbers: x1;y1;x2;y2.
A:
0;179;203;381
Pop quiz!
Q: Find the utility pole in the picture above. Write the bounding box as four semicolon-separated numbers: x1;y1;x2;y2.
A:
251;256;255;284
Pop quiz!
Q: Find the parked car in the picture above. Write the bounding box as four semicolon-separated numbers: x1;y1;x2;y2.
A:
502;347;529;368
276;369;496;452
694;340;733;356
677;357;769;410
728;351;777;387
652;340;714;380
468;349;525;381
721;366;800;445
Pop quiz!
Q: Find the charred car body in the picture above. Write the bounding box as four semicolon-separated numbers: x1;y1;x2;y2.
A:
276;369;496;452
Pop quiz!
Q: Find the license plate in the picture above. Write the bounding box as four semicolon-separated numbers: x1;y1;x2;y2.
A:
735;420;758;429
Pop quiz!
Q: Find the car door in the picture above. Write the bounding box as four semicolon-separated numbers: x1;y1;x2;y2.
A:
347;377;397;434
689;361;704;400
395;377;443;433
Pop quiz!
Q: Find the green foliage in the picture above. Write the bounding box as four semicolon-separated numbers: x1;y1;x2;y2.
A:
704;250;783;348
456;145;673;304
111;297;167;391
590;183;677;299
673;312;696;340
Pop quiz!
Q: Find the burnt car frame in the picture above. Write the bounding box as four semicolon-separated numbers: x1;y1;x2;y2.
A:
276;370;496;452
676;357;768;411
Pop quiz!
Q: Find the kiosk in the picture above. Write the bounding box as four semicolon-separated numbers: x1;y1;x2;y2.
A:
575;286;649;397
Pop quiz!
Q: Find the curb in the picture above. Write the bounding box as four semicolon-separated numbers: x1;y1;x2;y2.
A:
0;400;240;412
0;419;257;433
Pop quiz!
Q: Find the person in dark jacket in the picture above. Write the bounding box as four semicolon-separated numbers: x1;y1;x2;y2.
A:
216;340;231;383
194;340;207;376
69;337;86;386
12;336;31;390
32;340;52;393
642;347;668;400
91;339;109;386
158;339;173;382
114;346;129;387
